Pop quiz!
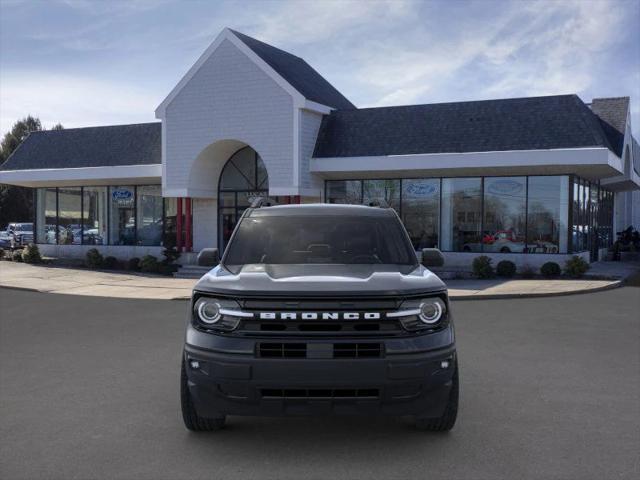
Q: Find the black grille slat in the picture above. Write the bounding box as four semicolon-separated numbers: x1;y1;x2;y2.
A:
258;342;383;359
260;388;380;399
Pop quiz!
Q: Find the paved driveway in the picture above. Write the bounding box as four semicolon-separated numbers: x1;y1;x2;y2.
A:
1;288;638;480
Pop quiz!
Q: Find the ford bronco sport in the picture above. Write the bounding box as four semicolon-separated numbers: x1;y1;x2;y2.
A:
181;203;458;431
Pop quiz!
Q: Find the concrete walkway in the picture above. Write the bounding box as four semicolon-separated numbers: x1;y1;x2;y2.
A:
1;261;634;301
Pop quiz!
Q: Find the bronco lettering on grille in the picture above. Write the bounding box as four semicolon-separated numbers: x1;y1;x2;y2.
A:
258;312;381;320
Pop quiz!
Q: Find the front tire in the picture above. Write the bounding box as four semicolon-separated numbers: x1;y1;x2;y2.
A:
180;359;225;431
415;363;459;432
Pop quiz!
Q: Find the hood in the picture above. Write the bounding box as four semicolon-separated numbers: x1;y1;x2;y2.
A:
194;264;446;297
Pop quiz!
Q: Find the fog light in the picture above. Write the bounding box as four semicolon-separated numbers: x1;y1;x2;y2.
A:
440;360;450;369
189;360;200;370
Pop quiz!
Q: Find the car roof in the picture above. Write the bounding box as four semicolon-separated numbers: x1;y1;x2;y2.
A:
247;203;397;217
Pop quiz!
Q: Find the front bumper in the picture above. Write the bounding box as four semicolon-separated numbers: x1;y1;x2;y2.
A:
184;324;456;418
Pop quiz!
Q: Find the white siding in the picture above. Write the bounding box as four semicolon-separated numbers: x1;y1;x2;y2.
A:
298;109;324;194
192;198;217;251
163;39;294;195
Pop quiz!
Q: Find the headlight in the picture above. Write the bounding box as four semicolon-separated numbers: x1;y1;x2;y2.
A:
388;297;447;331
192;296;252;331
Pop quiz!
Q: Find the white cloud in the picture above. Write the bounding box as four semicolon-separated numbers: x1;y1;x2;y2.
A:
0;72;158;132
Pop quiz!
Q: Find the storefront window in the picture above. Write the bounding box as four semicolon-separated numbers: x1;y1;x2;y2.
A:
363;179;400;210
483;177;526;253
57;187;82;245
136;185;163;246
109;186;136;245
326;180;362;204
441;178;482;252
36;188;57;244
402;179;440;249
164;197;177;247
82;187;107;245
526;176;569;253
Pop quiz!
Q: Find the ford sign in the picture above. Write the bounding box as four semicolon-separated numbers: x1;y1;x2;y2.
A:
488;180;523;196
406;182;438;196
112;189;133;200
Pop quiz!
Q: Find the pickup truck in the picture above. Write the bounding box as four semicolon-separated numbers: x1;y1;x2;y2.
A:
181;203;458;432
4;223;34;249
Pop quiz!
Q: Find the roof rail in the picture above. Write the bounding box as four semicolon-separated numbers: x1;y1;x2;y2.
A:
250;197;272;208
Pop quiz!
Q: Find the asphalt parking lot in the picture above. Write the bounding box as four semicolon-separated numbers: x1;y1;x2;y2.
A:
1;287;639;480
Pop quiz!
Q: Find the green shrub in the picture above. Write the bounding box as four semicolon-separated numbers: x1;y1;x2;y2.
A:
21;244;42;264
496;260;516;278
158;263;178;276
140;255;159;273
127;257;141;271
472;256;494;279
565;255;590;278
540;262;561;278
12;250;23;262
520;264;536;279
161;233;181;265
102;256;118;270
85;248;103;269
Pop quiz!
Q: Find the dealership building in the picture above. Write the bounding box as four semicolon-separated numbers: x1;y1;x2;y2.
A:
1;28;639;268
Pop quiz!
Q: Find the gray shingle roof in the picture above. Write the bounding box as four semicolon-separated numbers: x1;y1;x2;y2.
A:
313;94;616;158
230;29;355;111
0;122;161;171
590;97;629;157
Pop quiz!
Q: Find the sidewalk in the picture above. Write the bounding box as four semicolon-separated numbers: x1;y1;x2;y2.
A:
1;261;635;301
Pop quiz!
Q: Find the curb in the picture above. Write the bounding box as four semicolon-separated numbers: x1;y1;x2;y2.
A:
449;280;622;301
1;279;623;301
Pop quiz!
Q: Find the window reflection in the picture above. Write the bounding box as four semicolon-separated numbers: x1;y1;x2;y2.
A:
109;186;136;245
326;180;362;204
36;188;57;244
136;185;163;246
402;179;439;249
526;176;569;253
441;178;482;252
362;180;400;210
82;187;107;245
483;177;526;253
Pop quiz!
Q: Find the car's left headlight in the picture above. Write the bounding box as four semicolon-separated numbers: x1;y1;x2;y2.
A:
192;295;253;332
387;296;447;331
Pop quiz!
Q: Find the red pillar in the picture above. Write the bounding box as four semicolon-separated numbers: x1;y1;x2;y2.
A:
176;197;183;252
185;198;192;252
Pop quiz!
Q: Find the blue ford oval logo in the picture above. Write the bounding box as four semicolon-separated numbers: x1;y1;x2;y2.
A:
112;189;133;200
488;180;523;195
406;183;438;196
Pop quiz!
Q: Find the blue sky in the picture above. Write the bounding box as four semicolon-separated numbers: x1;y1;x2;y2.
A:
1;0;639;137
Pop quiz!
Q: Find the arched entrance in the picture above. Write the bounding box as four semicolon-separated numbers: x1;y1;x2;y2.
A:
218;146;269;249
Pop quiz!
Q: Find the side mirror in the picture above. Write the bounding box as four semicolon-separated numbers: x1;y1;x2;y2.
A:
421;248;444;268
197;248;220;267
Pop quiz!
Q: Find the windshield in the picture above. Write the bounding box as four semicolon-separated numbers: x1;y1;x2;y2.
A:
13;224;33;231
223;215;418;272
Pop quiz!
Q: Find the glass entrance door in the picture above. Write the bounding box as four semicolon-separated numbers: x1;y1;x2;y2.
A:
218;147;270;251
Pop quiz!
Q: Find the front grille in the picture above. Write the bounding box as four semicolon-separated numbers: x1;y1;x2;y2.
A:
257;342;383;359
258;343;306;358
241;320;402;336
260;388;379;399
334;343;382;358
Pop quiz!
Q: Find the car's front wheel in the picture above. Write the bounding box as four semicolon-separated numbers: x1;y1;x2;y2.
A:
415;362;459;432
180;358;226;432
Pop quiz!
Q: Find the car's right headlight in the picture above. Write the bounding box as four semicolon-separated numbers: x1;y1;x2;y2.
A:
192;295;253;332
387;296;448;331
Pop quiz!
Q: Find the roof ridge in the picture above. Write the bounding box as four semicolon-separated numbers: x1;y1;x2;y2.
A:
30;122;161;134
228;29;304;61
348;94;579;112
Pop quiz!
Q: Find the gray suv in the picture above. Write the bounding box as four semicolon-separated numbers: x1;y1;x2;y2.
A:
181;204;458;431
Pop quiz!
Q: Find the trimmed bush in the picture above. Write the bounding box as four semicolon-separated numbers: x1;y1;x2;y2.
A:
496;260;516;278
565;255;590;278
140;255;159;273
520;264;536;279
85;248;103;269
21;244;42;264
127;257;141;271
158;263;178;276
540;261;561;278
472;256;494;279
12;250;23;262
102;256;118;270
